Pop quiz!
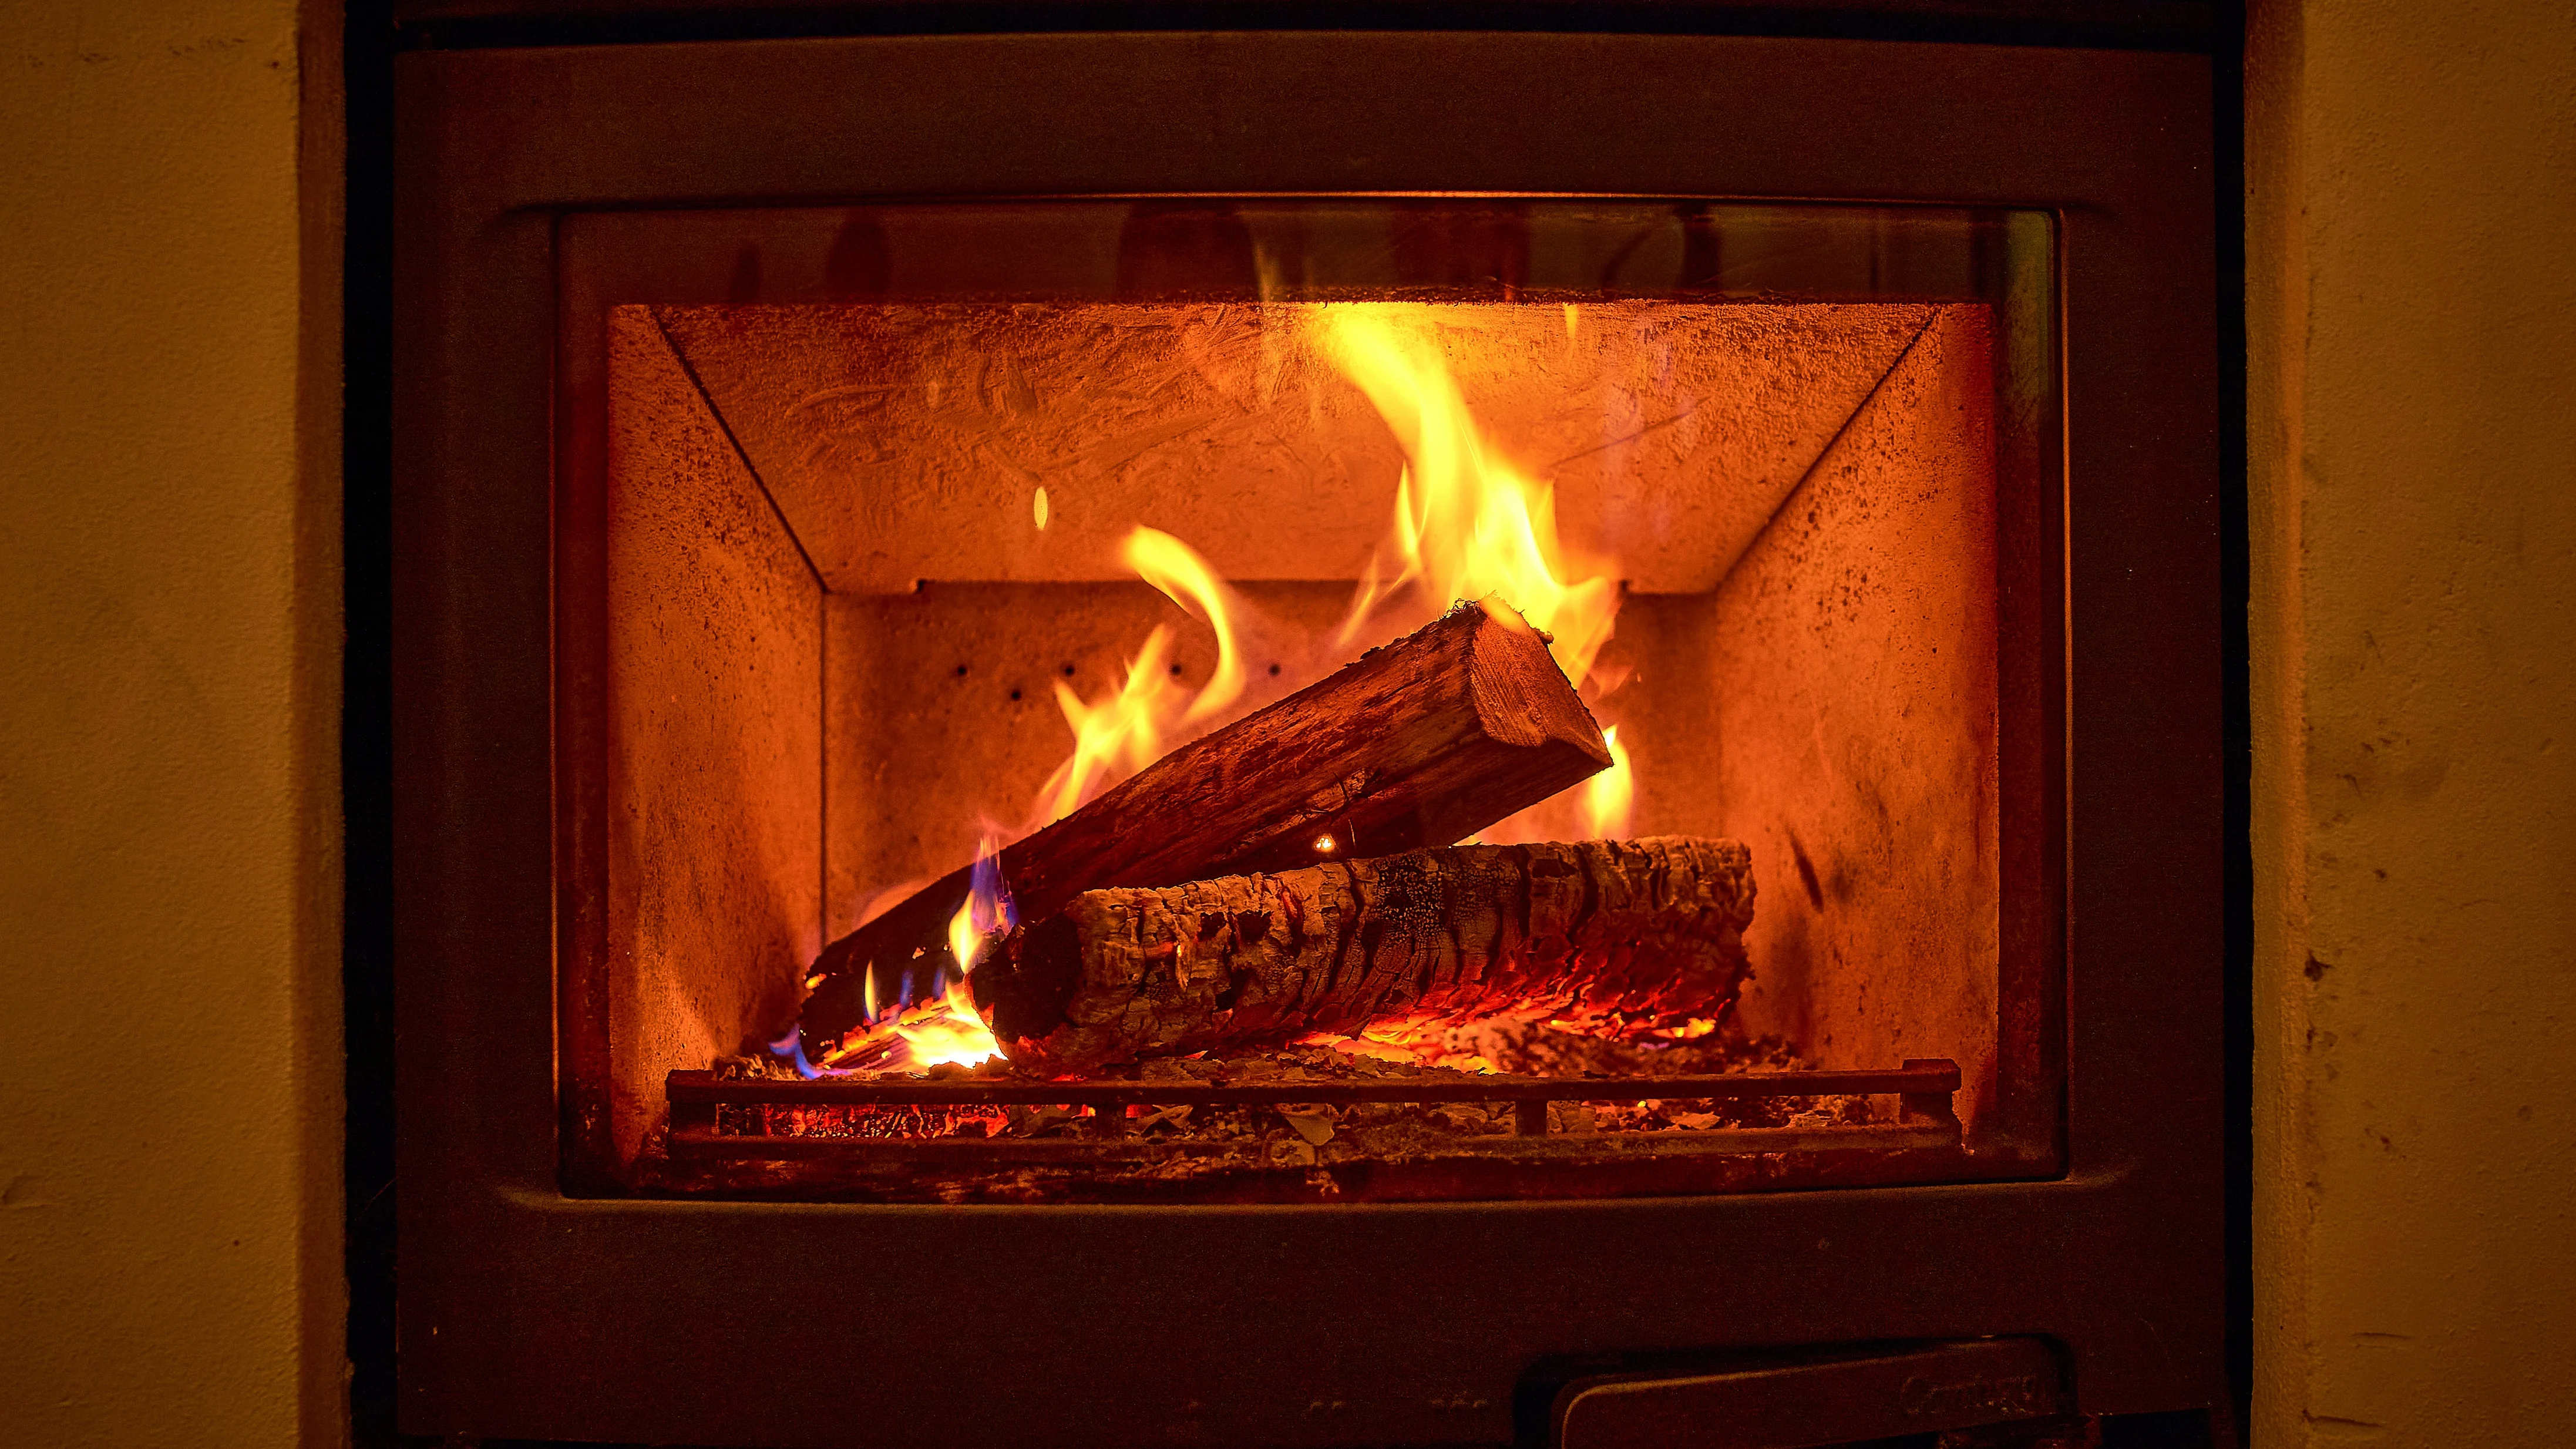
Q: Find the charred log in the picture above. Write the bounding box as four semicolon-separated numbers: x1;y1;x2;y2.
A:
798;600;1613;1057
978;836;1755;1071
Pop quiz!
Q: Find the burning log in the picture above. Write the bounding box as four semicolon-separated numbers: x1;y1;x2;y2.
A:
798;601;1614;1058
978;836;1756;1071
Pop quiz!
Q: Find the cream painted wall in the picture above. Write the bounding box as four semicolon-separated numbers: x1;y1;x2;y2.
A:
5;1;2571;1444
2249;2;2576;1445
0;2;341;1446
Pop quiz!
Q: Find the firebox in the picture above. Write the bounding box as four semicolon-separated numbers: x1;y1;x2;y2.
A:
395;25;2224;1447
566;196;2054;1203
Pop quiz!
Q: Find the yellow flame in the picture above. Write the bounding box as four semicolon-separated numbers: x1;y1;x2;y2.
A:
1580;725;1634;840
862;309;1649;1084
944;833;1010;974
820;977;1003;1074
851;529;1249;1077
1035;625;1181;823
946;900;983;977
1312;305;1620;690
1124;526;1246;725
822;838;1015;1077
1031;527;1247;825
893;979;1004;1069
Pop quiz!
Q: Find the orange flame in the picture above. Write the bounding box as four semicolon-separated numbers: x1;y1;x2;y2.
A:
1035;624;1179;824
1580;726;1634;840
818;312;1654;1078
945;833;1014;975
891;978;1004;1070
1313;304;1622;691
1125;526;1247;727
1034;527;1245;824
818;976;1004;1074
816;840;1011;1074
826;531;1251;1075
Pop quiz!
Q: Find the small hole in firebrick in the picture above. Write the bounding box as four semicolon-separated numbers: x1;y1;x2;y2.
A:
1269;663;1282;675
953;664;968;677
1061;663;1076;676
1008;689;1022;701
1169;663;1183;677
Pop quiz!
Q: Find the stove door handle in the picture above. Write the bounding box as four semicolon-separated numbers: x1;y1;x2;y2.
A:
1551;1337;2063;1449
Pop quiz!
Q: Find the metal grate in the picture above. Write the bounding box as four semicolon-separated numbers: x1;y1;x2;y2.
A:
665;1059;1961;1162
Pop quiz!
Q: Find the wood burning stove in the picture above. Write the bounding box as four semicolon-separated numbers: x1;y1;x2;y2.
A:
393;22;2224;1447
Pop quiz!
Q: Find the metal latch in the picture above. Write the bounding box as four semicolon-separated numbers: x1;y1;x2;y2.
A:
1550;1338;2061;1448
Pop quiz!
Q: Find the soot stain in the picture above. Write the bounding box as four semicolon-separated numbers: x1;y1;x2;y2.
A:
1786;828;1827;911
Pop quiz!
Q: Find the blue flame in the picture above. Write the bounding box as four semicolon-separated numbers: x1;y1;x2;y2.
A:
766;1026;849;1080
945;839;1020;983
968;846;1018;936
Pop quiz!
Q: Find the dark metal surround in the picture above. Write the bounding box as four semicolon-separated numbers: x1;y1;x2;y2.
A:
394;32;2220;1446
385;1;2219;54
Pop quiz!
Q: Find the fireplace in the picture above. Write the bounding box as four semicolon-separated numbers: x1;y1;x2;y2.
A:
395;25;2224;1445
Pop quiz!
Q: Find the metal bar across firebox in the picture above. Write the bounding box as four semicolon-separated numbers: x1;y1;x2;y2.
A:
667;1060;1960;1109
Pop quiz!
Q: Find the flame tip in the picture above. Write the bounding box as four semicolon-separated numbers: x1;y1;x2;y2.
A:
1310;304;1628;844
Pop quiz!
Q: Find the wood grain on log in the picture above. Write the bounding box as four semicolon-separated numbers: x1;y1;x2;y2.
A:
798;601;1612;1055
977;836;1755;1071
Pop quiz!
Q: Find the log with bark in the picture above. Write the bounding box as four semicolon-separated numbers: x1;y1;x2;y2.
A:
798;601;1614;1058
976;836;1756;1071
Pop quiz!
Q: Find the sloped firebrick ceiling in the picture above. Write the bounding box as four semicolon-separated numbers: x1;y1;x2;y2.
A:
654;301;1935;596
